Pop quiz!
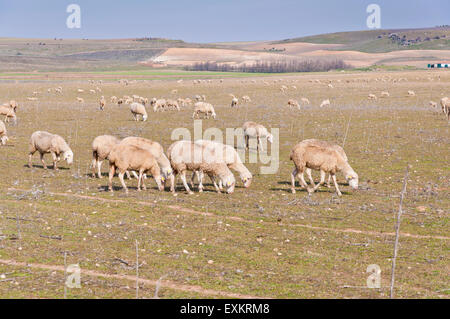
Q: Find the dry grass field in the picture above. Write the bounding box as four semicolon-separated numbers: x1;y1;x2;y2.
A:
0;69;448;298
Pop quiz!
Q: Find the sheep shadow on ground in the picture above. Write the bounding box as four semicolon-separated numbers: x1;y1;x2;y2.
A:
24;164;70;170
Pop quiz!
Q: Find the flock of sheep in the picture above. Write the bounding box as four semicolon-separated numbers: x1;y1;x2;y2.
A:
1;79;448;197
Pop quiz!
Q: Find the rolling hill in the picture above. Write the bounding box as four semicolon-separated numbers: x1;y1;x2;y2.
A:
0;27;449;72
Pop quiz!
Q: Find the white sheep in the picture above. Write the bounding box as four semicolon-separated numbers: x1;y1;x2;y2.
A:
407;90;416;97
151;98;167;112
242;95;251;103
28;131;73;170
0;105;17;124
194;140;252;188
231;97;239;107
166;99;180;111
120;136;173;180
242;121;273;152
429;101;437;108
441;97;449;120
76;97;84;103
130;102;148;121
300;97;310;105
0;120;8;145
91;135;121;178
99;96;106;110
381;91;390;98
108;144;163;194
289;139;358;196
287;99;300;110
192;102;216;119
167;140;235;194
320;99;330;108
302;139;348;189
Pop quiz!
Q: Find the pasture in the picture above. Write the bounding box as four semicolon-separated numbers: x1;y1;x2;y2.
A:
0;69;448;298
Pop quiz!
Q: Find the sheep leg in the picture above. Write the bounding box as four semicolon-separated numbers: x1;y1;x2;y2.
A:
297;170;312;194
331;174;342;196
169;173;176;193
118;171;128;194
180;171;193;194
28;150;36;168
290;168;298;193
326;174;332;188
313;170;326;191
190;171;196;189
108;165;115;192
245;135;249;150
209;174;221;193
256;137;260;151
39;153;47;170
141;170;147;190
130;171;139;179
51;152;58;170
306;168;316;188
198;171;206;192
137;170;142;191
97;160;103;178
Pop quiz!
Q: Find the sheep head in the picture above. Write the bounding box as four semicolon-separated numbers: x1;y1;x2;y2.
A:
345;171;359;189
63;150;74;165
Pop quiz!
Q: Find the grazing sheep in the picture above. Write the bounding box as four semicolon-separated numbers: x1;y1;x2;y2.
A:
381;91;390;97
27;97;38;101
167;140;235;194
76;97;84;103
117;98;124;105
171;89;178;94
130;102;148;121
166;99;180;111
139;97;148;105
120;137;173;180
0;120;8;145
231;97;239;107
110;96;118;103
280;85;288;93
300;97;310;105
0;105;17;124
91;135;121;178
407;90;416;97
441;97;449;119
28;131;73;170
150;98;167;112
302;139;348;189
287;99;300;110
55;87;63;94
289;139;358;196
194;95;202;101
89;89;96;94
192;102;216;119
99;96;106;110
177;98;187;107
429;101;437;108
194;140;252;188
320;99;330;108
108;144;163;194
77;89;84;93
243;121;273;152
368;94;377;100
242;95;251;103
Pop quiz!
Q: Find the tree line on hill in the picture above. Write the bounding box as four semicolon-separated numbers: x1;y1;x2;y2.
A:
185;59;350;73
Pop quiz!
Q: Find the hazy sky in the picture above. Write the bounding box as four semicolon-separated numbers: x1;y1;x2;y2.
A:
0;0;448;42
